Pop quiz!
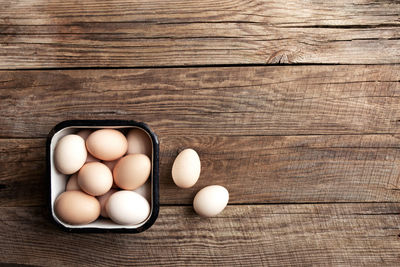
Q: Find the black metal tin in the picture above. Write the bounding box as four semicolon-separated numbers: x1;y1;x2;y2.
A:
46;120;159;233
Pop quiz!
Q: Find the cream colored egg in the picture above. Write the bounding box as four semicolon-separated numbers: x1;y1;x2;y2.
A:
97;189;117;218
127;128;152;158
106;190;150;225
54;134;87;175
78;162;113;196
113;154;151;190
86;129;128;161
54;191;100;225
66;173;81;191
193;185;229;217
172;148;201;188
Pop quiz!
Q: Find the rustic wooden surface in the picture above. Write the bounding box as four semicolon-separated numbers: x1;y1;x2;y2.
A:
1;0;400;266
2;204;400;266
0;0;399;68
1;65;400;137
3;133;400;206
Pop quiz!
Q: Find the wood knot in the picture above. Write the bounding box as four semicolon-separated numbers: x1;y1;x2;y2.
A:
267;49;301;64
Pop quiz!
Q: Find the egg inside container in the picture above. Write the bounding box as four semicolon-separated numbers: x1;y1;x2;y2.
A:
47;120;159;232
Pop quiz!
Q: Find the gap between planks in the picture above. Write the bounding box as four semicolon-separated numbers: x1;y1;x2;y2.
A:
1;62;400;72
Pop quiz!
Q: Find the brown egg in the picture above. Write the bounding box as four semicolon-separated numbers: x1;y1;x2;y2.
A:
66;173;81;191
86;129;128;161
97;189;117;218
113;154;151;190
78;162;113;196
127;128;152;158
54;191;100;225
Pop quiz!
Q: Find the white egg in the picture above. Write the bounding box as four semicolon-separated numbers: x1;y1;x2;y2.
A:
106;191;150;225
172;148;201;188
193;185;229;217
54;134;87;175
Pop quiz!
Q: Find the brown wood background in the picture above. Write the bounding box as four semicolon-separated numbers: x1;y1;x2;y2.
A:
1;0;400;266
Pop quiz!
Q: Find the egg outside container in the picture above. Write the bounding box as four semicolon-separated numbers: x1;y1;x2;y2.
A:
46;120;159;233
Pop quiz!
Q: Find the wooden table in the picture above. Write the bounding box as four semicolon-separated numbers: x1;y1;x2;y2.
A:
1;0;399;266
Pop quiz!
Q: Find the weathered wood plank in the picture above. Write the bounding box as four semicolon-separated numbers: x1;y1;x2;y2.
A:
0;0;399;68
1;204;400;266
1;65;399;138
2;134;400;206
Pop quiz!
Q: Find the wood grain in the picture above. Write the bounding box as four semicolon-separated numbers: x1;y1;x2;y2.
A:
2;134;400;206
1;65;400;138
1;204;400;266
1;0;399;265
0;0;399;68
